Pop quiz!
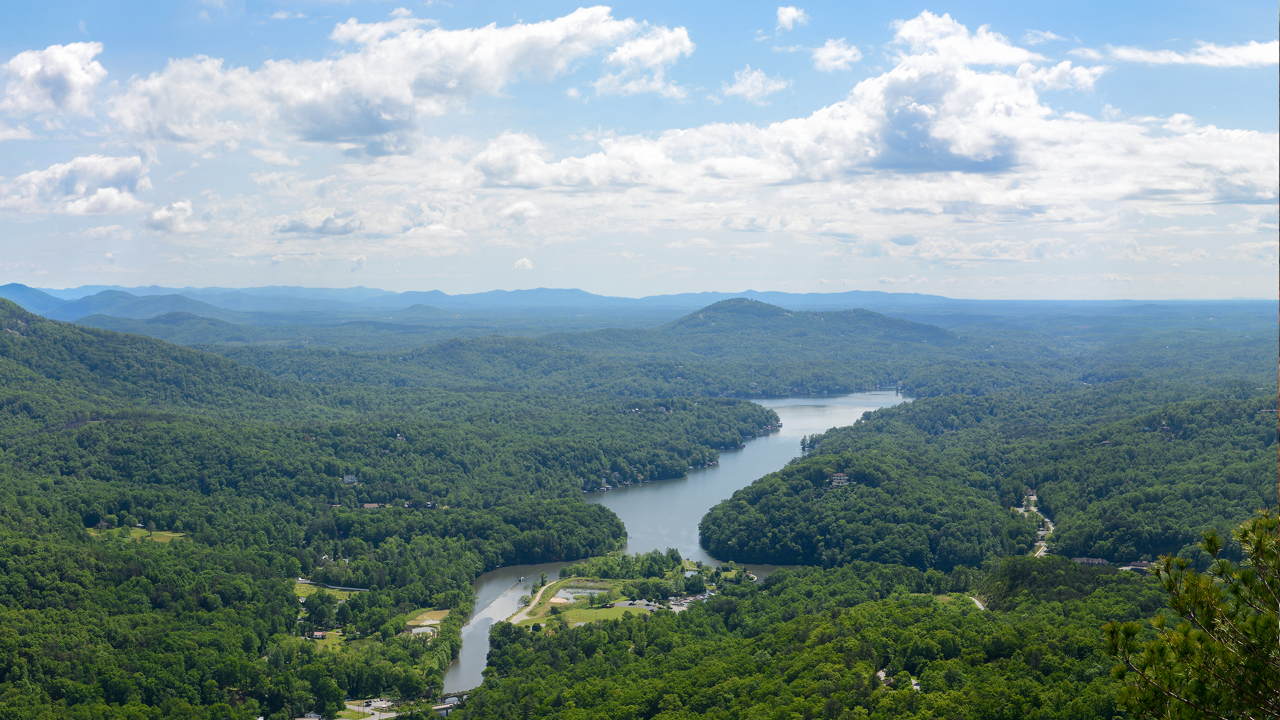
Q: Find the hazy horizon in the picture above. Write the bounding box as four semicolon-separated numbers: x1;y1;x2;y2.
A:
2;1;1276;300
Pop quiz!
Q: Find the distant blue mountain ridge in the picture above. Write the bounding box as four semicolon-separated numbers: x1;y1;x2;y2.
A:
0;282;1271;329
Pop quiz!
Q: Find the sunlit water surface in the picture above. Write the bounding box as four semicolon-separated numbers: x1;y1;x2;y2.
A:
443;391;907;692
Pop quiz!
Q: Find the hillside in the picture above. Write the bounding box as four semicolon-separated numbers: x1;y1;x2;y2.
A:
0;297;799;719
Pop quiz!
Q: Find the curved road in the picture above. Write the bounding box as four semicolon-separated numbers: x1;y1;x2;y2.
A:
507;582;553;624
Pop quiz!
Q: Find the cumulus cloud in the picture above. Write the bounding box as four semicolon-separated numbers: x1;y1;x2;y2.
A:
1103;40;1278;67
410;10;1273;264
892;12;1042;66
0;155;148;215
513;257;533;269
776;7;809;33
276;213;363;235
594;24;695;98
108;7;680;153
499;200;542;221
723;65;790;105
812;38;861;71
2;42;107;114
146;200;206;233
1017;60;1107;90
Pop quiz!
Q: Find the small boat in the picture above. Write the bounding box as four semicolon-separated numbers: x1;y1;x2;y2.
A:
519;576;525;582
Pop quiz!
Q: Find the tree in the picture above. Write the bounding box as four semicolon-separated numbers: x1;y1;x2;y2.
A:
1106;509;1279;719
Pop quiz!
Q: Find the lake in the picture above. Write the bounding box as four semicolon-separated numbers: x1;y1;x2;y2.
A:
442;390;907;692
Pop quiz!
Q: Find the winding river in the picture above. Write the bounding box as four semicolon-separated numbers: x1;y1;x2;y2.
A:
442;391;907;692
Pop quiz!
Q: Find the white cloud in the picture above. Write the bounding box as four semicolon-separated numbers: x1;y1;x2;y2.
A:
2;42;107;114
276;212;363;235
250;148;302;166
415;10;1273;265
270;11;306;20
776;7;809;33
723;65;790;105
109;8;662;153
666;237;715;249
0;122;34;140
1226;241;1277;262
499;200;542;221
146;200;205;233
514;257;533;269
892;12;1043;66
879;275;928;284
81;224;133;241
1104;40;1278;67
594;24;695;98
0;155;148;215
1016;60;1107;91
812;38;861;71
1022;30;1066;46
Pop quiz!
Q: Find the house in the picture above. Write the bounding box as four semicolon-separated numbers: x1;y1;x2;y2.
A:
362;503;380;509
1072;557;1109;566
830;473;849;486
1119;560;1154;575
342;475;358;485
311;631;327;640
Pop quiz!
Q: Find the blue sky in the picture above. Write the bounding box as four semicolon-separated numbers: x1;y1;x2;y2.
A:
1;1;1275;298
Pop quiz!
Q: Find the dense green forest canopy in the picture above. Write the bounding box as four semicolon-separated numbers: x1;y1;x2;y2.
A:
458;560;1166;720
702;385;1277;570
0;293;1274;720
0;299;781;719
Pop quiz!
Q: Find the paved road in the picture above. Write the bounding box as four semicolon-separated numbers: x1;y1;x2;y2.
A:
343;701;398;719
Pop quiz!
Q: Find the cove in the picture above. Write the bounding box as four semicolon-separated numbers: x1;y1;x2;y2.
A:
442;390;908;692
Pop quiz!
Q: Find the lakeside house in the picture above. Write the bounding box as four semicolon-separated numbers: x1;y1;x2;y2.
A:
342;475;357;485
830;473;849;486
1072;557;1109;566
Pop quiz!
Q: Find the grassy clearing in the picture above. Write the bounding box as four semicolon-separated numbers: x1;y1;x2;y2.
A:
88;527;184;543
312;631;346;651
407;609;450;626
337;710;371;719
293;582;356;601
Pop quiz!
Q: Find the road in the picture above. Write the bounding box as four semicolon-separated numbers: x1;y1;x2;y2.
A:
341;701;398;719
507;581;555;624
1016;495;1055;557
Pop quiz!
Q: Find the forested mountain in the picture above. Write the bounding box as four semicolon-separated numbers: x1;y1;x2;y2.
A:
0;299;782;719
0;291;1274;720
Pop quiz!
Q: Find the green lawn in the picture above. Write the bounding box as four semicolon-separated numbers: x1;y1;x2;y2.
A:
407;608;450;626
337;710;371;719
293;582;356;601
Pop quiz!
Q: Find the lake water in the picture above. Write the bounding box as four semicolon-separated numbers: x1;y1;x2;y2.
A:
442;390;907;692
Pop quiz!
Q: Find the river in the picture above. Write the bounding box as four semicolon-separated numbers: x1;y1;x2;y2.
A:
442;390;907;692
